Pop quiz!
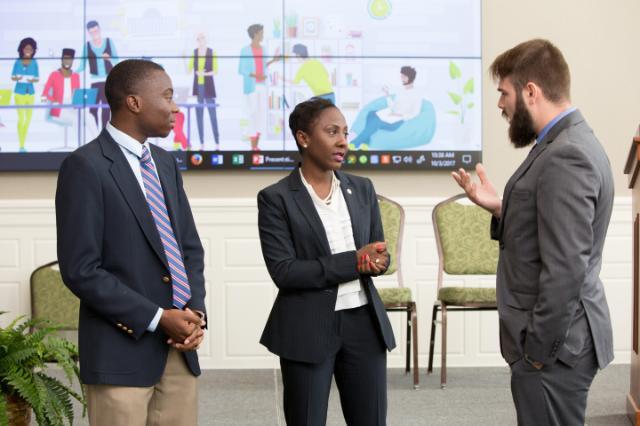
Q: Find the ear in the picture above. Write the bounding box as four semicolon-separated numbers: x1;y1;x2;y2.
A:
296;130;309;148
523;82;540;105
125;94;141;114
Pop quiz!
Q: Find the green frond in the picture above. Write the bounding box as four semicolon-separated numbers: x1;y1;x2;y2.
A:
3;366;38;408
0;395;8;426
0;313;84;424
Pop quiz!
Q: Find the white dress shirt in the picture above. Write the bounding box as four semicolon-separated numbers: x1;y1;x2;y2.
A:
299;170;368;310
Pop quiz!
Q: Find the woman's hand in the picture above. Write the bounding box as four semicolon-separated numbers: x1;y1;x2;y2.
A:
356;242;389;276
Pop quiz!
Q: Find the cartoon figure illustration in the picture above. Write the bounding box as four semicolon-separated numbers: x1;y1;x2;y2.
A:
41;48;80;126
290;44;335;104
238;24;279;151
350;65;436;150
77;20;118;129
188;32;220;150
11;37;39;153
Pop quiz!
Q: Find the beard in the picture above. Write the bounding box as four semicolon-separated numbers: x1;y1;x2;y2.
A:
506;93;537;148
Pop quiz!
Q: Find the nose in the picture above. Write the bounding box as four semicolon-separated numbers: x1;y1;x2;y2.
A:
337;133;348;147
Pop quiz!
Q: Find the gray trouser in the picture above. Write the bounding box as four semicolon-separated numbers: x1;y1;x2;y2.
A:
510;341;598;426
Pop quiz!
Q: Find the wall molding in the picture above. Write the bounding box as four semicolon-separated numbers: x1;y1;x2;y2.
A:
0;196;632;369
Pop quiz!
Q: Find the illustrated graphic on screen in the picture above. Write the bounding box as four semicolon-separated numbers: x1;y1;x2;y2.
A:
189;32;220;151
0;0;481;171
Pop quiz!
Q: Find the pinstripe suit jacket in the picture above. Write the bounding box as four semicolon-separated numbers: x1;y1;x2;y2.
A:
258;168;396;363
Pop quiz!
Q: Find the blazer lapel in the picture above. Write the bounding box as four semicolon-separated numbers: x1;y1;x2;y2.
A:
336;172;364;248
99;131;169;269
288;169;332;255
498;110;584;238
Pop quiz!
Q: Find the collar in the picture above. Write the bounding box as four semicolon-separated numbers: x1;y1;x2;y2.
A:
106;122;149;159
536;106;577;144
299;169;341;203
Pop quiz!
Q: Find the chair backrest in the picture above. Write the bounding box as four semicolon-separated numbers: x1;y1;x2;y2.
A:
432;194;499;285
30;261;79;330
377;195;405;285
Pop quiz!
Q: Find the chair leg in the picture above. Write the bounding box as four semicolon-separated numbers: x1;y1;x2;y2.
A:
405;307;411;374
427;303;438;374
441;304;447;389
411;303;419;389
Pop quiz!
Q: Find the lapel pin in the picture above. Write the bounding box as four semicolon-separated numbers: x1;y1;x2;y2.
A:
347;188;352;195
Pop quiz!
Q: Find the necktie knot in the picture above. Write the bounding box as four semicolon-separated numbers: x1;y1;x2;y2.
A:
140;146;152;165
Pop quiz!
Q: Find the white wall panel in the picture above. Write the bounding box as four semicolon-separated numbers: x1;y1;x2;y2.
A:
0;197;632;369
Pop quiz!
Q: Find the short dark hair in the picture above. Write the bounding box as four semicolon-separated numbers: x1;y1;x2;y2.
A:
400;66;416;84
17;37;37;58
86;20;99;30
105;59;165;113
489;39;570;103
247;24;263;39
292;44;308;58
289;97;337;153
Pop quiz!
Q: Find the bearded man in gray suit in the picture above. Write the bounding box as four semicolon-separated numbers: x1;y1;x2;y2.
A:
452;39;614;426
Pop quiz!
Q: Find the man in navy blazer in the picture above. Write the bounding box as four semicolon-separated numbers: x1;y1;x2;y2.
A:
56;59;206;425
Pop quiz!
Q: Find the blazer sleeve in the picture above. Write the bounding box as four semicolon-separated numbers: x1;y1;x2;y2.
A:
257;189;360;290
56;153;159;340
524;142;599;365
173;159;206;313
367;178;384;243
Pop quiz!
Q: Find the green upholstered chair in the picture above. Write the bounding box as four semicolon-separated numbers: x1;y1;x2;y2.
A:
30;261;79;345
428;194;498;388
376;195;419;389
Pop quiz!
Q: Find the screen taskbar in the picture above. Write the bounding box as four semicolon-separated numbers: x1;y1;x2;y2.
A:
0;150;482;172
176;150;482;171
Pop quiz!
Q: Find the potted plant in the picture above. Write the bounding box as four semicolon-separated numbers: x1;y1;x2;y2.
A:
0;312;84;425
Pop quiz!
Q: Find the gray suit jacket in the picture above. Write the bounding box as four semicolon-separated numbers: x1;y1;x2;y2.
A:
490;110;614;369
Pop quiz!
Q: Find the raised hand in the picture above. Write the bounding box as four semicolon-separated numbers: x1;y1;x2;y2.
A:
451;163;502;217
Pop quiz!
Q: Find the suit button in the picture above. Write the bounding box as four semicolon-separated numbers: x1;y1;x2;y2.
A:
127;329;133;335
499;242;505;250
117;323;123;328
162;276;171;283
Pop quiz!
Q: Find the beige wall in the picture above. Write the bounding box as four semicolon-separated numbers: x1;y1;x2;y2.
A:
1;0;638;200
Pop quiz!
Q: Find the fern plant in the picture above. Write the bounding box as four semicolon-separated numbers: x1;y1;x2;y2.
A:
0;312;84;426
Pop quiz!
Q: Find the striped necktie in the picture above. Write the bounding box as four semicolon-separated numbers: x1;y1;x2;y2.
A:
140;146;191;309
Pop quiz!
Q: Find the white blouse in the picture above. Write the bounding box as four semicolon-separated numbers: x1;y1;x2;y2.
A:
299;170;368;310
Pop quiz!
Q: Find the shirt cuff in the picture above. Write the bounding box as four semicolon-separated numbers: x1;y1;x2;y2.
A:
147;307;163;332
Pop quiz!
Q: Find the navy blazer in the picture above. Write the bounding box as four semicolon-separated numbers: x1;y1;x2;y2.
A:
258;168;396;363
56;129;206;386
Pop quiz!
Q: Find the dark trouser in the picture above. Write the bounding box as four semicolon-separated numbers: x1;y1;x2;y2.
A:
351;110;403;148
89;81;109;129
510;341;598;426
280;305;387;426
196;84;219;146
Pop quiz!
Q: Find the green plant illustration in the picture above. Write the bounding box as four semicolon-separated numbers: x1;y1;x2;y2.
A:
0;313;85;426
447;61;475;124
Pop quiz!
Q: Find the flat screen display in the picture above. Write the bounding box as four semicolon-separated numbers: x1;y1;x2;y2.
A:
0;0;481;171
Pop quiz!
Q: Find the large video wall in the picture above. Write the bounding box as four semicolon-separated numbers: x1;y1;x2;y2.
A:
0;0;481;170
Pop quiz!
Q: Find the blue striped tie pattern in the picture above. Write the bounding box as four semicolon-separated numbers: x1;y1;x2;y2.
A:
140;146;191;309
